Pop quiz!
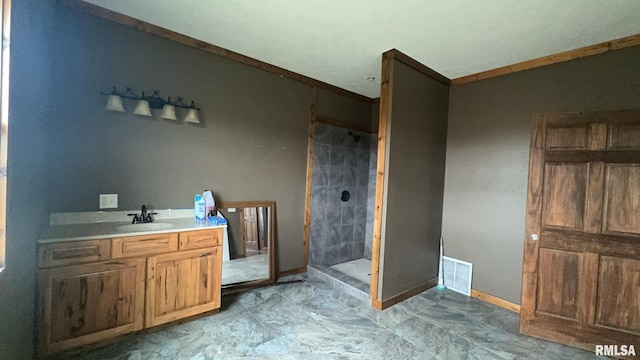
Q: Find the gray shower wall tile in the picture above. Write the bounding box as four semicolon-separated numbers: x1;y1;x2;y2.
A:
340;224;354;245
330;146;345;166
314;143;331;165
341;205;355;225
357;149;370;168
327;225;341;247
354;240;365;259
311;207;326;228
326;205;342;226
355;186;368;205
344;167;357;187
315;123;332;144
312;165;329;187
329;166;344;186
354;203;367;223
328;186;344;208
311;186;327;209
310;225;327;249
356;167;368;186
345;148;357;168
354;221;366;243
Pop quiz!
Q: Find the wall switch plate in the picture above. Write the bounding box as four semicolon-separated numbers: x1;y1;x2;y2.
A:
227;208;237;212
99;194;118;209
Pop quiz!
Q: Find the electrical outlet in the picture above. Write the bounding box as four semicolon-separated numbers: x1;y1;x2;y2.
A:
99;194;118;209
227;208;237;212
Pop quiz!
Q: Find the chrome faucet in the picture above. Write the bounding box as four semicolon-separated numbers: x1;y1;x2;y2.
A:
127;204;157;224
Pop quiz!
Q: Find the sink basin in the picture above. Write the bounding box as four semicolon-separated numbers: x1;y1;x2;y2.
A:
115;222;174;233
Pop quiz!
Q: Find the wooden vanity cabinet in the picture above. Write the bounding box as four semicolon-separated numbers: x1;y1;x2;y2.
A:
37;258;146;356
146;247;221;327
37;228;223;357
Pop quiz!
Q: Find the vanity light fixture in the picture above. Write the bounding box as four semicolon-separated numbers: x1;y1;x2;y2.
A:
101;86;201;123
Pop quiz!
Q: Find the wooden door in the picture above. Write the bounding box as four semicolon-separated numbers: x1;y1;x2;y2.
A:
243;207;259;252
521;111;640;353
146;247;222;327
38;258;146;356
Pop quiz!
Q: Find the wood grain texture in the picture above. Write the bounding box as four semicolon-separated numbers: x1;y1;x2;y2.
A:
111;233;178;258
60;0;373;104
545;150;640;163
545;125;588;150
596;256;640;333
576;253;598;325
471;289;521;313
38;258;145;356
369;53;392;302
382;49;451;86
451;34;640;85
608;123;640;150
315;116;375;133
520;115;546;328
540;229;640;260
588;123;608;151
542;163;588;231
536;248;579;319
38;239;111;268
584;162;604;234
178;228;221;251
303;87;317;268
145;247;222;327
603;164;640;235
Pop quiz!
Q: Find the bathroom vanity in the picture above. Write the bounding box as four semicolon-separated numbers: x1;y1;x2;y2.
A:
36;212;225;357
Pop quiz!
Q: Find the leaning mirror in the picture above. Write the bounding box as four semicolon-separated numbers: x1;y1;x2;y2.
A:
217;201;275;287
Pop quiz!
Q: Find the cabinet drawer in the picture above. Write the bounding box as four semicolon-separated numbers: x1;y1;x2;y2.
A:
112;233;178;258
38;239;111;268
179;229;221;250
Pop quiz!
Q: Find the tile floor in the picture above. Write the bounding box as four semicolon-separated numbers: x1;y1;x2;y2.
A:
54;274;606;360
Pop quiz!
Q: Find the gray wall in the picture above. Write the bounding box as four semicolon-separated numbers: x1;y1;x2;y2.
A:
379;60;449;300
317;88;372;128
0;0;54;358
443;46;640;304
48;6;312;273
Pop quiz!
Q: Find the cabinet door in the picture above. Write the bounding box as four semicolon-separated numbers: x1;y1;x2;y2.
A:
38;258;146;356
146;247;222;327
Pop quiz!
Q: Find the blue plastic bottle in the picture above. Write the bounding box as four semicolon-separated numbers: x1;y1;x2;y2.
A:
194;194;206;221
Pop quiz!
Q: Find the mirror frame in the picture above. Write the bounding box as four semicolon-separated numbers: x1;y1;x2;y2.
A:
217;200;276;288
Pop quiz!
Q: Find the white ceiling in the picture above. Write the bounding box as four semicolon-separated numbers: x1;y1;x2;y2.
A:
82;0;640;98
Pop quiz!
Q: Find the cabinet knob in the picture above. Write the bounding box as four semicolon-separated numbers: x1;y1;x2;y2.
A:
530;233;539;241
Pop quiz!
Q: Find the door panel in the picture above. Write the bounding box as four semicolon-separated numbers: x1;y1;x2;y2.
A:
603;164;640;235
596;257;640;333
146;247;221;327
608;124;640;150
521;110;640;353
536;248;579;319
542;163;588;230
545;125;589;150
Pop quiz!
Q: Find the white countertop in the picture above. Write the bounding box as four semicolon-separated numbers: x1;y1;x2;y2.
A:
39;210;226;243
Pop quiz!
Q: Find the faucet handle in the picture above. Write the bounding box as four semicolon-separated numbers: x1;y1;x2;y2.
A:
127;213;140;224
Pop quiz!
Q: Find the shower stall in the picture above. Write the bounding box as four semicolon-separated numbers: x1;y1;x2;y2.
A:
308;122;377;294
